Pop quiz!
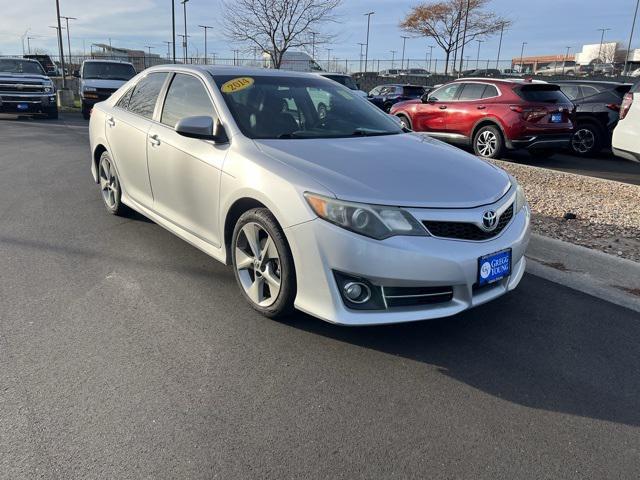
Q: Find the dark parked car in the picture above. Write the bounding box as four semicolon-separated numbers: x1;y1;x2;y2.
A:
367;84;425;112
555;80;633;156
390;78;574;159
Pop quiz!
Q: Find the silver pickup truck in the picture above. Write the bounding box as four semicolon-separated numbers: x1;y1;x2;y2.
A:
0;58;58;119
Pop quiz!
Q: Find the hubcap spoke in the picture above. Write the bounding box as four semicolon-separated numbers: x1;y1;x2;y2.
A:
241;223;261;259
235;247;254;270
262;265;281;298
247;276;265;304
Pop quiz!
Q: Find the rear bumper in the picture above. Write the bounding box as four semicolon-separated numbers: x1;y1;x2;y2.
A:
508;133;572;150
0;94;57;114
612;147;640;162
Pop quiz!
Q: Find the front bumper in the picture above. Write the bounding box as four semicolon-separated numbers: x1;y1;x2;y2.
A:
0;93;57;114
286;203;531;326
508;133;572;150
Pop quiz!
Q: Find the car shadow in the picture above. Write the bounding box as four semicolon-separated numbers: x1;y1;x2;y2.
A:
276;275;640;427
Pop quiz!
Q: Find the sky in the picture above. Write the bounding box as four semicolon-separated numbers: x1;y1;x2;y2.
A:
0;0;636;65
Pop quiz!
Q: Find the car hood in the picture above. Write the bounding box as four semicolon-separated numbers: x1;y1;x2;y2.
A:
81;78;128;89
254;133;511;208
0;73;50;82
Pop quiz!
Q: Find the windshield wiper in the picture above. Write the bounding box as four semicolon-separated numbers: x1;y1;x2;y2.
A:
350;129;396;137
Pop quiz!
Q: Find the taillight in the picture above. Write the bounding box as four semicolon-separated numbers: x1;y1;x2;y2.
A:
620;93;633;120
510;105;547;122
606;103;620;112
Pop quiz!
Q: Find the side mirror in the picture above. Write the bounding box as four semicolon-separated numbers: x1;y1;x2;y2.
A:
175;116;228;143
422;93;434;103
72;70;80;78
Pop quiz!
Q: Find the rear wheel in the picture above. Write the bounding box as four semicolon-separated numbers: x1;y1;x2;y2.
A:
98;151;128;216
232;208;296;318
570;123;602;156
473;125;504;159
397;114;412;130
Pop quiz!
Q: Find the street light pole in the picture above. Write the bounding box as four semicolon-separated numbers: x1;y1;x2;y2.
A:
310;31;317;60
597;27;611;63
363;11;374;73
163;41;172;60
458;0;470;75
171;0;176;63
181;0;189;63
144;45;154;68
390;50;396;69
496;21;505;70
54;0;66;88
27;36;37;54
428;45;434;72
519;41;527;73
358;43;366;72
624;0;640;75
60;16;76;67
400;35;409;70
563;46;571;74
327;48;333;71
198;25;213;65
475;39;483;69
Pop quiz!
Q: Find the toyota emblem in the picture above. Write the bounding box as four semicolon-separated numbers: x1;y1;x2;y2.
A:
481;210;498;231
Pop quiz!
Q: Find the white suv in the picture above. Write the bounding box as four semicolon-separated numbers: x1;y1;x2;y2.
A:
612;81;640;162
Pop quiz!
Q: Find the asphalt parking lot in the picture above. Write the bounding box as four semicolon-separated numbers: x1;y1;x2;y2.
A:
1;113;639;479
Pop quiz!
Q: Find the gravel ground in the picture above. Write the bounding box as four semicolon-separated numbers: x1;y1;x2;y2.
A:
492;160;640;263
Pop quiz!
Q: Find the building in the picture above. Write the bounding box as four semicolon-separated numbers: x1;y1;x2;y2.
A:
511;54;575;74
90;44;163;72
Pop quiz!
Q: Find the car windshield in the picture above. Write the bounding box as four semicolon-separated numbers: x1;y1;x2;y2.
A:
214;74;403;140
323;75;358;90
0;59;45;75
83;62;136;80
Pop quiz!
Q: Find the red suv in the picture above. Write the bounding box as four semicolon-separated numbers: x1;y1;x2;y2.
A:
390;78;574;159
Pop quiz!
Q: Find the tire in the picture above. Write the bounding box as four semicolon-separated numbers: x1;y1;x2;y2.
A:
97;151;128;216
45;108;58;119
81;101;91;120
231;208;296;319
530;149;555;159
473;125;504;159
570;123;602;157
396;114;412;130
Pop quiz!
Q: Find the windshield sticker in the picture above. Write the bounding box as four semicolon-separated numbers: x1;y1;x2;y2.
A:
221;77;254;93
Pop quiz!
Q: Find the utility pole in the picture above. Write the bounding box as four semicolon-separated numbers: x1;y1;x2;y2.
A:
198;25;213;65
310;31;317;60
400;35;410;70
428;45;434;72
60;16;76;67
563;46;571;74
519;42;527;73
163;41;172;60
363;11;374;73
49;26;66;78
597;27;611;63
458;0;470;75
496;21;505;70
27;36;37;54
358;43;366;72
54;0;66;88
390;50;396;69
177;34;190;62
475;39;484;69
327;48;333;71
624;0;640;75
144;46;154;68
181;0;189;63
171;0;176;63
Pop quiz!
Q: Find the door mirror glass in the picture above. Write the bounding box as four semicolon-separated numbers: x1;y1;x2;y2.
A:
175;116;228;143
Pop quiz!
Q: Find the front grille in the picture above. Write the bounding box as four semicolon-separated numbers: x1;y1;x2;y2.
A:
0;95;43;102
383;285;453;308
0;83;45;93
423;204;514;241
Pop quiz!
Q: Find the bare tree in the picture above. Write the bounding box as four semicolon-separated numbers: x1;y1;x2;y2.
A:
400;0;511;74
221;0;341;69
599;43;617;64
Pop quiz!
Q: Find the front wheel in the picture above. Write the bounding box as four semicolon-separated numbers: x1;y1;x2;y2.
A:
232;208;296;318
97;151;128;216
473;125;504;159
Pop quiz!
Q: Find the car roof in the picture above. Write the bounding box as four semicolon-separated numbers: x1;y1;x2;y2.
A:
83;59;134;65
4;57;39;63
317;72;350;77
552;80;631;87
453;77;547;85
145;64;333;79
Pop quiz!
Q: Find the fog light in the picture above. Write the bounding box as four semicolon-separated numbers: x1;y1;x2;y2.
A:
343;281;371;304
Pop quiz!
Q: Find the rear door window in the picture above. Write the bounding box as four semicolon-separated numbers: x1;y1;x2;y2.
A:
559;85;581;100
482;85;499;98
516;85;570;103
127;72;168;118
457;83;487;100
161;73;216;128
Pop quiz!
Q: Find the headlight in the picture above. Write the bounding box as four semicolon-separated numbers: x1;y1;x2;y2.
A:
515;183;527;213
304;192;428;240
83;87;97;92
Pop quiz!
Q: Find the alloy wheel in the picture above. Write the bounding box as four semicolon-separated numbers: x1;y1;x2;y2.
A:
99;156;119;209
476;130;497;157
235;222;282;307
571;128;595;154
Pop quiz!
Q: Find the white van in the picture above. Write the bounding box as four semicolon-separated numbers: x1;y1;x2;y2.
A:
264;51;323;72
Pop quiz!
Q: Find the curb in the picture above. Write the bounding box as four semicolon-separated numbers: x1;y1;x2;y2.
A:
526;234;640;313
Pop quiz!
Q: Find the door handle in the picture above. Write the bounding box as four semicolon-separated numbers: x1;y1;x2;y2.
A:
149;134;161;147
477;105;486;110
107;116;115;127
439;105;447;110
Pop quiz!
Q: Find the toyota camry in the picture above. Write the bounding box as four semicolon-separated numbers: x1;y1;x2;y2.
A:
89;65;530;325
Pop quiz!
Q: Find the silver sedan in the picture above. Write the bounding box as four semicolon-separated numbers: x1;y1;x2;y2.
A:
89;66;530;325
